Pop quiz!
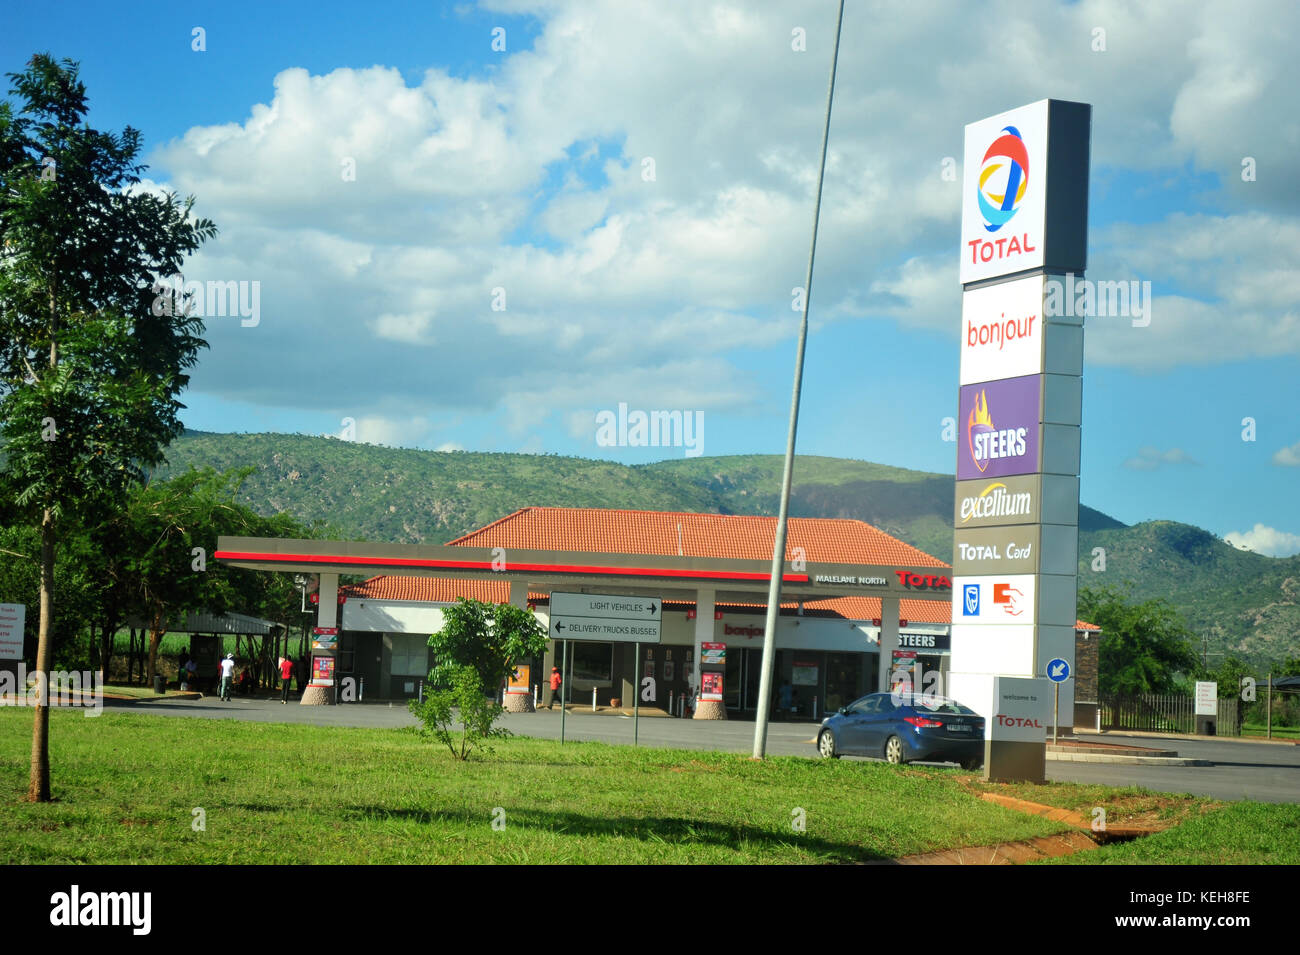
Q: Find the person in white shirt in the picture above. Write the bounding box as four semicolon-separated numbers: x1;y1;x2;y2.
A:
219;653;236;701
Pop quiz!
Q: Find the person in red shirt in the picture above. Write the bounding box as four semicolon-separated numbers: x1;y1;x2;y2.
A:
279;656;295;703
549;666;562;709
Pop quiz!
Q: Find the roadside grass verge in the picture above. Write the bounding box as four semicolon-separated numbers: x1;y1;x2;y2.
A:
0;709;1070;864
962;778;1221;830
1241;724;1300;740
1041;801;1300;864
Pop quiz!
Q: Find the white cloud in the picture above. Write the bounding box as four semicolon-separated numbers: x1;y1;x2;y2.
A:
1224;524;1300;557
143;0;1300;431
1273;441;1300;466
1123;446;1200;470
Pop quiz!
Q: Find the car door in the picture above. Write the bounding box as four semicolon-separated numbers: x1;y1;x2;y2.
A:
859;694;899;752
835;696;878;753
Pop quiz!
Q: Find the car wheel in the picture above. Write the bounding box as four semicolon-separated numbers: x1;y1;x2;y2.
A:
818;729;840;759
884;735;906;765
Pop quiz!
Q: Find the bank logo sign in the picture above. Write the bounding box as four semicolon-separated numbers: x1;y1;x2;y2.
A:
951;575;1038;625
960;275;1046;385
958;374;1041;481
960;101;1049;285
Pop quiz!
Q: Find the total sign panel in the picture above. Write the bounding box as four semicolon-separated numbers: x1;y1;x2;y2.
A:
991;676;1052;743
960;99;1091;285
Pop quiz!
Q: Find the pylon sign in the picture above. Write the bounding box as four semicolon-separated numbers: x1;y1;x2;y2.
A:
948;99;1091;783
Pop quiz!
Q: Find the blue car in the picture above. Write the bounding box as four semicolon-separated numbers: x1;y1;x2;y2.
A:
816;692;985;769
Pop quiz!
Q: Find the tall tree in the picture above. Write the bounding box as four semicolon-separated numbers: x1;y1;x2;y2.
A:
1078;585;1200;696
0;54;216;801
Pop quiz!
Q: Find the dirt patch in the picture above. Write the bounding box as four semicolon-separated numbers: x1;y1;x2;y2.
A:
877;831;1100;865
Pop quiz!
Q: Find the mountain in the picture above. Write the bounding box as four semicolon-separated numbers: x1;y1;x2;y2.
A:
155;431;1299;668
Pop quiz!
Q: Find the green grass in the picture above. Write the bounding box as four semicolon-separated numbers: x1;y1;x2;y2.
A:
0;708;1072;864
1043;802;1300;865
1241;723;1300;740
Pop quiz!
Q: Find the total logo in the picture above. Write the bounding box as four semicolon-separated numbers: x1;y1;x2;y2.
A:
967;390;1028;473
996;715;1043;728
895;571;952;591
977;126;1029;233
957;541;1032;561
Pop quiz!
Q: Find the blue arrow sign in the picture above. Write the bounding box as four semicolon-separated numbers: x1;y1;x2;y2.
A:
1046;658;1071;683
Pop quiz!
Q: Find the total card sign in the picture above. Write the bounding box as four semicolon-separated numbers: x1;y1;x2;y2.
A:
953;574;1037;625
960;275;1045;385
960;101;1049;284
991;675;1050;742
957;374;1042;481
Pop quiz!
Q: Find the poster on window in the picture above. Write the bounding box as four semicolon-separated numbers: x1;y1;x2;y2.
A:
890;650;917;692
664;661;675;681
792;662;818;686
701;671;723;701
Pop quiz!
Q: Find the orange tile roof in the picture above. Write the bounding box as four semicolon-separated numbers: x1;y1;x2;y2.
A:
1076;619;1101;632
339;507;1098;631
447;506;948;567
343;576;548;604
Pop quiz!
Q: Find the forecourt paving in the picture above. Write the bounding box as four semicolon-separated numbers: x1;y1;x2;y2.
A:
101;698;1299;802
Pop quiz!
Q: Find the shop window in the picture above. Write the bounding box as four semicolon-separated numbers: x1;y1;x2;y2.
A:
571;642;612;684
390;633;430;676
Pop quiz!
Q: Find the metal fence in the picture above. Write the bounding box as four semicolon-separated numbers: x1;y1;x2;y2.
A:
1100;693;1240;736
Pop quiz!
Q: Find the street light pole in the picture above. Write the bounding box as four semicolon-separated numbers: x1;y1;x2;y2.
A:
752;0;846;759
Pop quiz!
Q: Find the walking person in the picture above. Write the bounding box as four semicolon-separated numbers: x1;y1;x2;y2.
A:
219;653;235;701
549;666;562;710
279;656;294;703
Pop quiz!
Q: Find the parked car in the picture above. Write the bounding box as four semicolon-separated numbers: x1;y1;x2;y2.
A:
816;692;985;769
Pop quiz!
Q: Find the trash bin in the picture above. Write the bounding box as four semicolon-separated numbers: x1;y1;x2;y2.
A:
153;675;166;694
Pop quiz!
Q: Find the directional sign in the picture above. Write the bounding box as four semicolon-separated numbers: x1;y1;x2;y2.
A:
1046;658;1070;683
548;592;661;644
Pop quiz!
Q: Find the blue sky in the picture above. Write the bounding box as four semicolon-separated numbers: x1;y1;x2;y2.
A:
4;0;1298;554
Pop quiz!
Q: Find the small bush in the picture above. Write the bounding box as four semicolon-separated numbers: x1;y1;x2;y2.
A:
408;666;508;761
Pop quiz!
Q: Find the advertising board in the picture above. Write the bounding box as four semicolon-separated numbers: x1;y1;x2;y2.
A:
990;676;1051;743
953;523;1078;576
957;375;1042;481
960;100;1091;285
